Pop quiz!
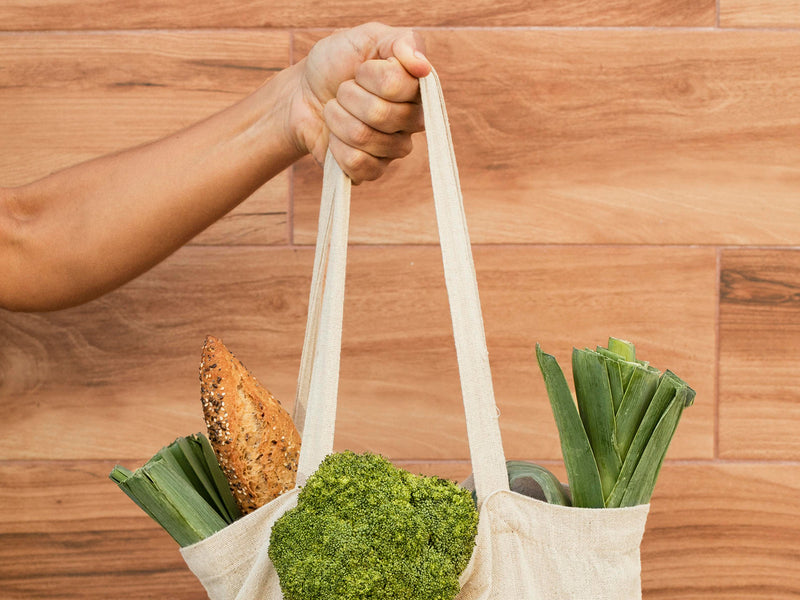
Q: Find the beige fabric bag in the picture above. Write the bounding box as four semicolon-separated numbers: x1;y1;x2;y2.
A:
180;69;650;600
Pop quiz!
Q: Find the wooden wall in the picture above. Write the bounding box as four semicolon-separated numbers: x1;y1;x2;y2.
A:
1;2;799;598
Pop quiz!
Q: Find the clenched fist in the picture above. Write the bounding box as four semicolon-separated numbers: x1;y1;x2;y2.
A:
290;23;431;183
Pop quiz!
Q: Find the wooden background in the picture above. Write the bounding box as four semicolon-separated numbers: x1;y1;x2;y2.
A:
1;1;799;598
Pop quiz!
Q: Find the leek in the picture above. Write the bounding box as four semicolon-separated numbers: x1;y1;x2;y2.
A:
110;433;241;546
536;344;604;508
506;460;571;506
572;348;621;500
536;338;695;508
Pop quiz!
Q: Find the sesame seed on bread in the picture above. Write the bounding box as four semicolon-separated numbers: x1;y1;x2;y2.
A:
200;336;301;514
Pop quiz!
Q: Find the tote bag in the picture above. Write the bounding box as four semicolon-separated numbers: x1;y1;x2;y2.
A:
180;69;650;600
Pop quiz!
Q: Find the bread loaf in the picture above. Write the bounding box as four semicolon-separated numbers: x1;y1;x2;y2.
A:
199;336;301;514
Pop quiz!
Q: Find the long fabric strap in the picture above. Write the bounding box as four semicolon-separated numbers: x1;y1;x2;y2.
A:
294;150;350;486
291;151;340;436
294;69;509;504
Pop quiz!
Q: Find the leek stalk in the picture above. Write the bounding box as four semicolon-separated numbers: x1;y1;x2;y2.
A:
110;433;241;546
536;338;695;508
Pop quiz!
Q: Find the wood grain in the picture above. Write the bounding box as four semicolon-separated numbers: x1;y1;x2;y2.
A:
2;8;798;596
720;0;800;27
719;249;800;459
0;244;716;461
642;462;800;599
0;460;204;598
2;460;797;599
0;246;313;461
0;32;290;244
293;29;800;245
189;183;288;246
0;0;715;31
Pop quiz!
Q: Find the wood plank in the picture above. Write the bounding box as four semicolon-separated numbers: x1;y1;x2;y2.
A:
0;461;203;599
0;460;158;535
0;32;290;244
1;533;204;599
0;0;715;31
293;30;800;245
720;0;800;27
0;32;289;184
2;460;797;598
190;212;287;246
0;246;314;461
0;245;716;461
719;249;800;459
643;462;800;599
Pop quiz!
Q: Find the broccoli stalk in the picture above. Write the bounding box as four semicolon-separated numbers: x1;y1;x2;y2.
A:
269;451;479;600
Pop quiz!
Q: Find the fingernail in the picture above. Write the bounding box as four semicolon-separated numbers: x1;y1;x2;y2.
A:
414;50;427;62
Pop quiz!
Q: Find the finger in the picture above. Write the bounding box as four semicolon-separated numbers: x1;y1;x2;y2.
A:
324;99;414;160
377;27;431;78
336;78;424;135
354;58;421;104
328;133;392;184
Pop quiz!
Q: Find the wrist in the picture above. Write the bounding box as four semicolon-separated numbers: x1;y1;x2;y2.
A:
283;57;330;165
248;61;310;168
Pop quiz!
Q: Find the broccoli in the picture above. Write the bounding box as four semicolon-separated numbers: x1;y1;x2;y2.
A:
268;451;479;600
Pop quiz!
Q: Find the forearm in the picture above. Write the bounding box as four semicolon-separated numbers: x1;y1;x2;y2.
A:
0;23;430;312
1;63;305;312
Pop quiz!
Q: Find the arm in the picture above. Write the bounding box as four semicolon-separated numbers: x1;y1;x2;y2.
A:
0;23;430;312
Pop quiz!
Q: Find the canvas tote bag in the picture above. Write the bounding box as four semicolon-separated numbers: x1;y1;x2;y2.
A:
180;69;650;600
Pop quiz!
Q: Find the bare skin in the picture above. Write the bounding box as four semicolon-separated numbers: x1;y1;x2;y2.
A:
0;23;431;312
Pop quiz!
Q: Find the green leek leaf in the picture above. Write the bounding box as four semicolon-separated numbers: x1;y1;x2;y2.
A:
614;365;660;461
535;344;604;508
506;460;571;506
607;337;636;362
110;434;239;546
572;348;621;501
605;371;690;507
618;385;693;507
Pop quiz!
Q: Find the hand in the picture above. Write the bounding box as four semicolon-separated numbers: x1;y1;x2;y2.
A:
289;22;432;183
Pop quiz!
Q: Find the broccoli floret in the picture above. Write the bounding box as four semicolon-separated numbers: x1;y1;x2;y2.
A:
268;451;478;600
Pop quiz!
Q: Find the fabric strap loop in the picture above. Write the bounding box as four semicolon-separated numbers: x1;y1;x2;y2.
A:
293;69;509;504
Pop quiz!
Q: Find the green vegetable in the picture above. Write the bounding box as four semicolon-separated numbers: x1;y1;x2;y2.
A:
505;460;571;506
536;344;604;508
536;338;695;508
619;387;689;506
269;451;478;600
607;337;636;362
604;356;625;413
606;377;695;507
572;348;621;499
110;433;241;546
614;364;660;461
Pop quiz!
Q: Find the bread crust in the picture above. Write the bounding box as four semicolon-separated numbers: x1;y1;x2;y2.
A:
200;336;301;514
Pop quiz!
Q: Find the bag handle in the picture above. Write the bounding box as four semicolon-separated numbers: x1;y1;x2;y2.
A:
291;150;341;437
293;149;350;486
293;69;509;505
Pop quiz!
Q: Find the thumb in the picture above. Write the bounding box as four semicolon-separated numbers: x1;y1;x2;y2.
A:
390;30;432;78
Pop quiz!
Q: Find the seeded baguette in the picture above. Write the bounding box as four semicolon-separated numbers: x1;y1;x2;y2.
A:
200;336;301;514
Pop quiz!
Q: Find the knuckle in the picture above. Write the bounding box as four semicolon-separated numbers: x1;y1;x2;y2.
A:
366;99;392;129
380;67;408;100
344;149;369;175
336;79;358;103
350;122;375;148
347;152;387;184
